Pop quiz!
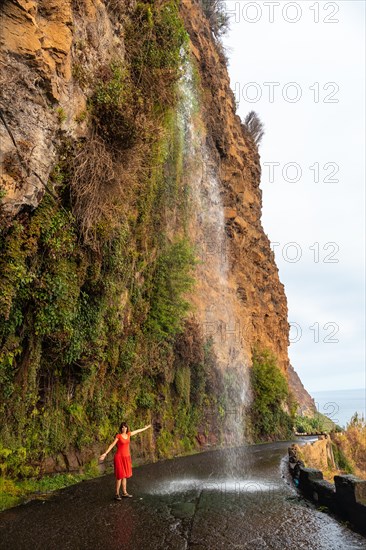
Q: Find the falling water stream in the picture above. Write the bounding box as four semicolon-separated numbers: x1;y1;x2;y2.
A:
178;56;251;474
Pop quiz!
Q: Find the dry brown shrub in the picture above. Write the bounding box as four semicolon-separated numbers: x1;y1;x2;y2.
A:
333;415;366;479
70;132;138;247
200;0;230;38
174;317;205;367
242;111;265;146
103;0;136;22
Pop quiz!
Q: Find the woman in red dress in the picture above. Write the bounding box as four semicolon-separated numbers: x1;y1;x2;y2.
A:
99;422;151;500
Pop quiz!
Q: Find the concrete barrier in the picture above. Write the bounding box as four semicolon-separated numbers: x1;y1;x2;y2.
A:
334;475;366;533
288;445;366;535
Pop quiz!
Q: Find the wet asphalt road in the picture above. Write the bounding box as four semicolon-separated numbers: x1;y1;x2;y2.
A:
0;438;365;550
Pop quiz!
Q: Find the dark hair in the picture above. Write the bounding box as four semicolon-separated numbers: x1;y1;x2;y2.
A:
119;421;129;434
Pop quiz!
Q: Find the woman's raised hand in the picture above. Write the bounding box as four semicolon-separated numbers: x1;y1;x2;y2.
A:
145;424;152;429
99;452;107;461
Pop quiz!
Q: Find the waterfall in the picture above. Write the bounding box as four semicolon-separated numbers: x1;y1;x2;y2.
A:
178;56;252;468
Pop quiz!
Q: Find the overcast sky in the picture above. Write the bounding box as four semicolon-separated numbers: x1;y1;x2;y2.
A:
222;0;365;393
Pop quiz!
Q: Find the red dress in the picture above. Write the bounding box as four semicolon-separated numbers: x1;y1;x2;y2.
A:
114;432;132;479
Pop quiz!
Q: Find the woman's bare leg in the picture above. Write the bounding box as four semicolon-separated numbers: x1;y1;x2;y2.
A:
116;479;122;495
122;478;132;496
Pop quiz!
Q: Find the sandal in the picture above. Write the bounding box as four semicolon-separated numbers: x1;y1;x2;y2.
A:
122;492;133;498
114;494;122;501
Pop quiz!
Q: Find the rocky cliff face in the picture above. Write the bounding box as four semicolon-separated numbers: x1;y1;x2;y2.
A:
179;0;314;412
294;436;336;480
0;0;314;474
287;363;316;414
181;0;287;367
0;0;128;213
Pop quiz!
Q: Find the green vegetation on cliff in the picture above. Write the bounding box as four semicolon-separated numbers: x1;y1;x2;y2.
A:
332;413;366;478
294;411;338;435
0;0;217;482
248;347;295;441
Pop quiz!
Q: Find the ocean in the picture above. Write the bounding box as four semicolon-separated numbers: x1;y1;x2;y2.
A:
310;388;366;429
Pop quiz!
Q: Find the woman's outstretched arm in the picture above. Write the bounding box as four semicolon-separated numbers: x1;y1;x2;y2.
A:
99;437;118;461
130;424;152;436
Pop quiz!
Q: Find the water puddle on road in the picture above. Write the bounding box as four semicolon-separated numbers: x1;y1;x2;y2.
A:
144;476;283;497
